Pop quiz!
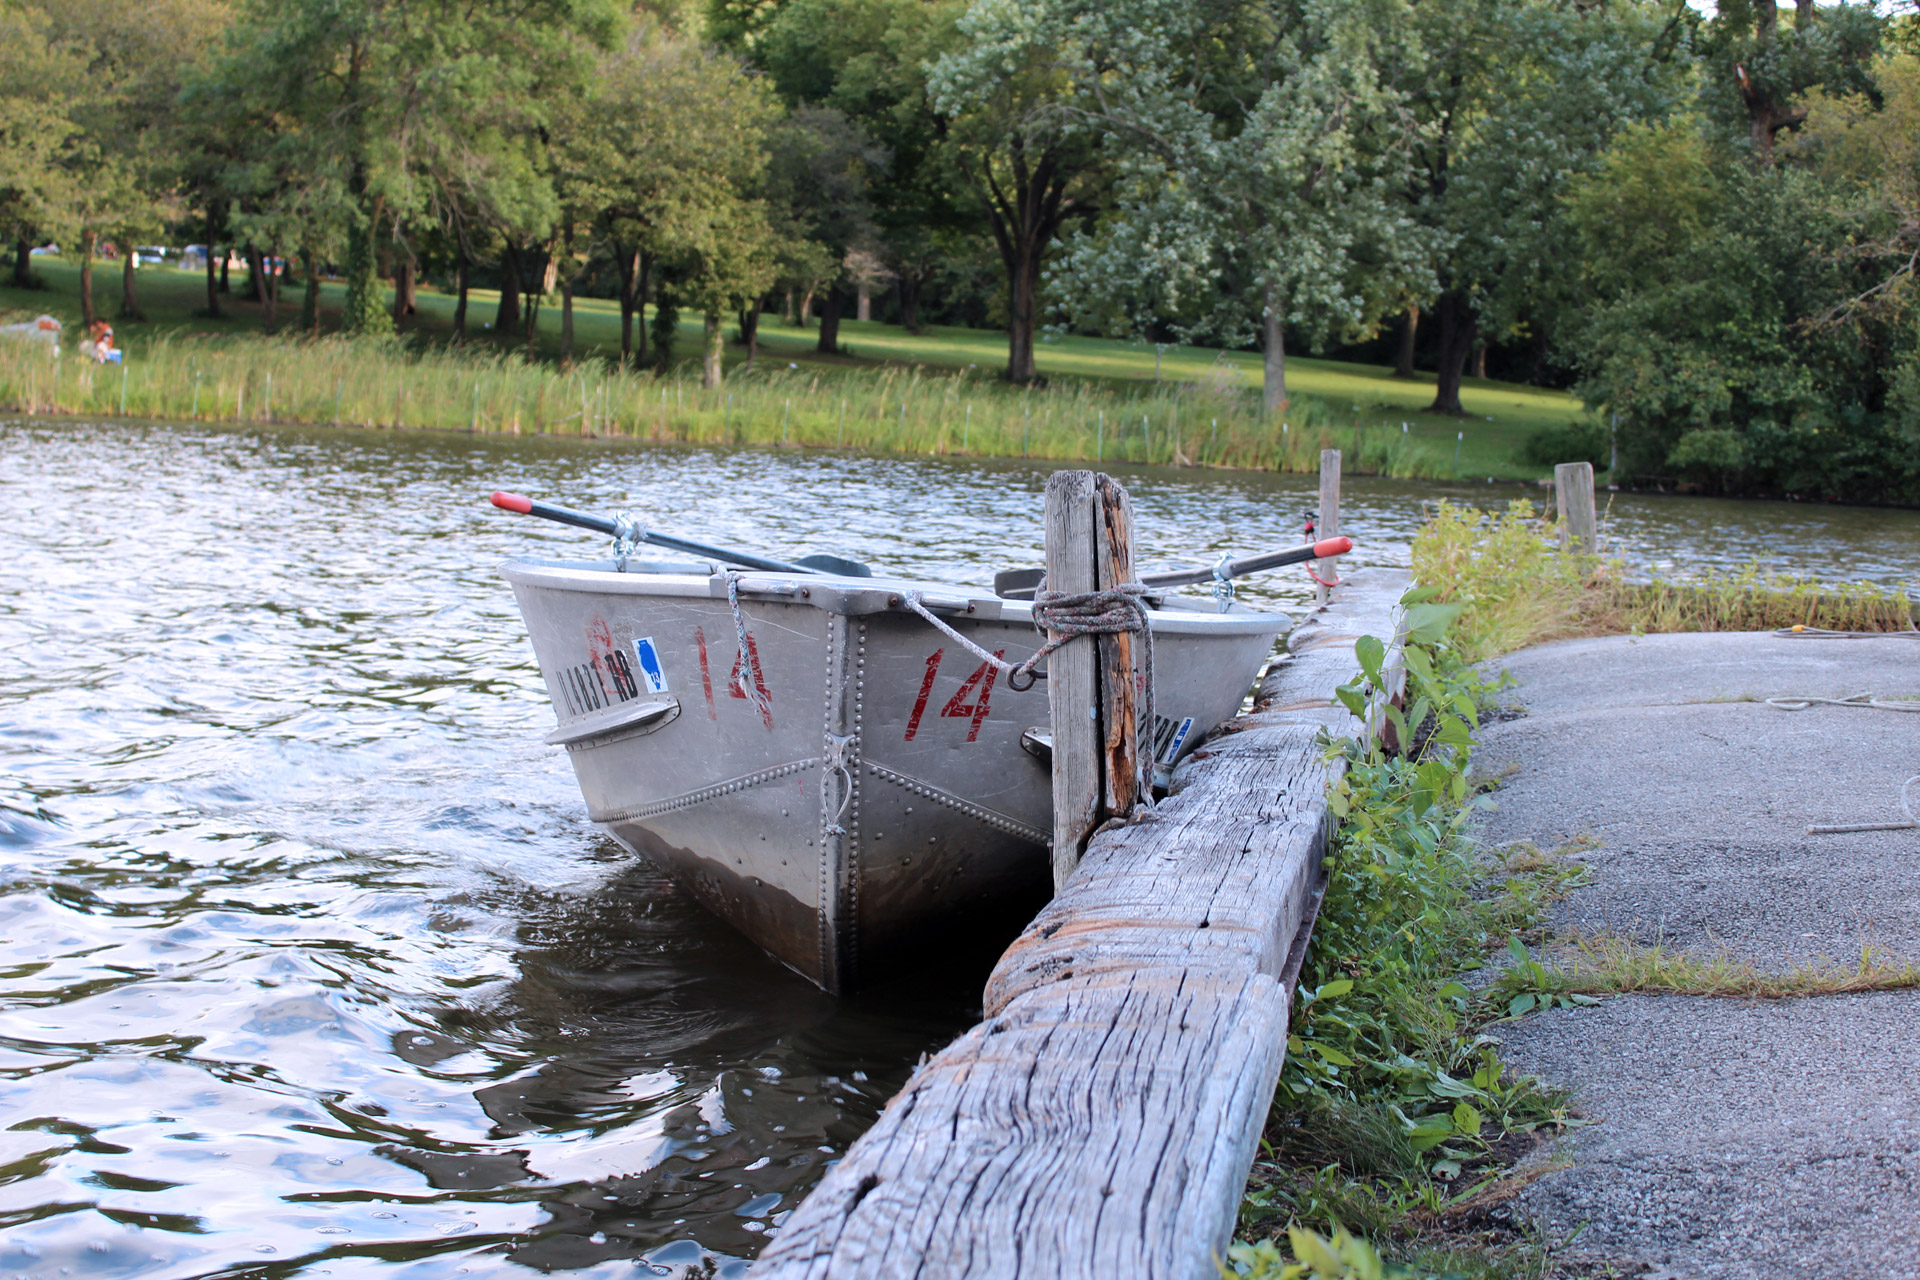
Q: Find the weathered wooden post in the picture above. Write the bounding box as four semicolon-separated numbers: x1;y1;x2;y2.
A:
1315;448;1342;608
1042;470;1141;892
1554;460;1597;554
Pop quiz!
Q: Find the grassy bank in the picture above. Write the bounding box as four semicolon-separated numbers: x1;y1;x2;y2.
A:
0;324;1448;475
1412;500;1917;661
1;258;1589;478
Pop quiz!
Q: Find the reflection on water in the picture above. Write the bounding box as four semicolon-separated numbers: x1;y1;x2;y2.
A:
1;420;1915;1279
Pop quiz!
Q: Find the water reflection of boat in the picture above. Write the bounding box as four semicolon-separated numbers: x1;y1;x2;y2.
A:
500;553;1288;994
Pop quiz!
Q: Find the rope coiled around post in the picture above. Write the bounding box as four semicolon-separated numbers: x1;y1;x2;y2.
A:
904;585;1157;807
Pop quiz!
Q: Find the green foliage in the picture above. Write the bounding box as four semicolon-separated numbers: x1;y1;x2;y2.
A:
1040;0;1441;412
1495;936;1599;1019
1519;421;1607;471
1226;1226;1406;1280
1239;592;1580;1270
1408;501;1586;663
341;217;393;337
1409;498;1916;662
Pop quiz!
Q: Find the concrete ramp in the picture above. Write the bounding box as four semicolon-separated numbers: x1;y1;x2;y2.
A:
1476;631;1920;1279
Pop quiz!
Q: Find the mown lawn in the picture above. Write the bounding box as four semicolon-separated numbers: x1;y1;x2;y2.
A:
3;257;1589;478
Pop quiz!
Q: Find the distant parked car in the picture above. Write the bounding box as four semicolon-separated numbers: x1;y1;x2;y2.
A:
29;244;58;257
135;246;169;267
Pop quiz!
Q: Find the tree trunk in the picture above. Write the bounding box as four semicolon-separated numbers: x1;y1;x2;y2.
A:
522;244;548;350
817;286;845;354
560;277;575;362
246;244;268;304
1394;304;1419;378
219;247;230;294
452;252;468;340
391;257;416;323
1005;244;1042;384
783;289;795;324
12;235;31;289
648;293;676;373
301;247;320;335
495;244;522;337
898;272;922;334
613;241;639;362
1262;284;1288;416
1427;290;1477;416
739;298;762;366
857;284;871;322
1471;342;1487;380
203;213;222;318
262;248;279;330
79;230;97;330
800;291;813;326
703;310;724;389
120;251;144;322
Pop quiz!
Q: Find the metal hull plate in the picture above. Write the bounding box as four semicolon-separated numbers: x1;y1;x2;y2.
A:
501;560;1287;992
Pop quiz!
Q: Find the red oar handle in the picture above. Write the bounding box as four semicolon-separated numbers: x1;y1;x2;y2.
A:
1312;536;1352;558
491;491;534;515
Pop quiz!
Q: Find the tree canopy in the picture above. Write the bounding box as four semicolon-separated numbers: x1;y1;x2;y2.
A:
13;0;1920;500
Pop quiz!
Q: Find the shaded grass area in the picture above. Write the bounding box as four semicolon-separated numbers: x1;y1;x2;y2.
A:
1410;500;1917;663
2;258;1586;479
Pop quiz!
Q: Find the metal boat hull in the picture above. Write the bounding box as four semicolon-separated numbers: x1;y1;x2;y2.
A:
501;559;1287;992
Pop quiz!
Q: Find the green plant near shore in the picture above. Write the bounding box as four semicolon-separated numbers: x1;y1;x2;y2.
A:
0;322;1450;478
1233;596;1599;1279
1411;499;1916;663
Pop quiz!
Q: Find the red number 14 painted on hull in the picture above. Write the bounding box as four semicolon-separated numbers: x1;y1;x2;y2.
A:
903;648;1005;743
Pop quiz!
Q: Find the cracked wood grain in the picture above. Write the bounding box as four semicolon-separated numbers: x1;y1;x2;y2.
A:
750;567;1411;1280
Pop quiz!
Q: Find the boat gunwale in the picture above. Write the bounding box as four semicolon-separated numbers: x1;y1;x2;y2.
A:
499;559;1292;637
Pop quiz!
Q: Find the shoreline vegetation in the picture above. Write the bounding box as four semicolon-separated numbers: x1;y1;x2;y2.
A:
1412;500;1918;657
1;260;1585;481
0;325;1450;477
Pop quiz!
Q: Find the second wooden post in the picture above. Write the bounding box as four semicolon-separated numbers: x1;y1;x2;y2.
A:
1554;460;1597;555
1043;470;1141;892
1315;449;1343;608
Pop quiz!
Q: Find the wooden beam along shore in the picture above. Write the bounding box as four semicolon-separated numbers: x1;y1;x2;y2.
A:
753;460;1410;1279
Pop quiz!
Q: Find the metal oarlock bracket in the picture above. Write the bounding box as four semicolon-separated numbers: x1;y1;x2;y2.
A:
1211;553;1236;613
610;513;643;572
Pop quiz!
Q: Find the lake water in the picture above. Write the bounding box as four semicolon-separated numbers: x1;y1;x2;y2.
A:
2;419;1916;1280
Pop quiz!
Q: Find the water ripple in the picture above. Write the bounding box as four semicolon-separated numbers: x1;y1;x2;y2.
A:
1;419;1915;1278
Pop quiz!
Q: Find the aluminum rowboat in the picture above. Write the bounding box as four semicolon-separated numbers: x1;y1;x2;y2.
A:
502;556;1288;993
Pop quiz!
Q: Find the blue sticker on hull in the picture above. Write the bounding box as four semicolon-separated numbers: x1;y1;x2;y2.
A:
634;637;669;694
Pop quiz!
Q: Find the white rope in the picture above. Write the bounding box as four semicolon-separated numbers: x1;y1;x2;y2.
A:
1808;776;1920;835
1767;695;1920;834
724;570;773;720
1772;626;1920;639
904;585;1158;806
1765;692;1920;713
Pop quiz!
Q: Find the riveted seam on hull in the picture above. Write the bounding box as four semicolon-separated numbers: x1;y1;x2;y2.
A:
585;759;820;824
850;621;866;969
863;761;1050;847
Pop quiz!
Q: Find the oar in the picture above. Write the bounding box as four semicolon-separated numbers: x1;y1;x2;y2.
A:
992;535;1354;599
490;491;858;576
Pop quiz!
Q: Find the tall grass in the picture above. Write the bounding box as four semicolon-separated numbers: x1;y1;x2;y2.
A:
1412;499;1918;661
0;323;1449;478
